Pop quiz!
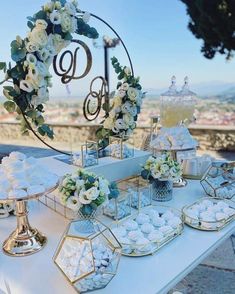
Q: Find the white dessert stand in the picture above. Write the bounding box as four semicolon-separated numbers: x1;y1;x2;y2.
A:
0;183;58;257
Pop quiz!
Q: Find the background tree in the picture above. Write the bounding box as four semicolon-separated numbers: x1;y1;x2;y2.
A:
181;0;235;59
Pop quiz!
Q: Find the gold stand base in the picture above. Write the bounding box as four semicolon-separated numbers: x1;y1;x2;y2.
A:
2;200;47;257
173;177;187;188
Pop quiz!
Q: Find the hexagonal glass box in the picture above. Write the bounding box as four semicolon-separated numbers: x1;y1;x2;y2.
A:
109;135;134;159
200;161;235;199
72;141;99;168
54;219;122;293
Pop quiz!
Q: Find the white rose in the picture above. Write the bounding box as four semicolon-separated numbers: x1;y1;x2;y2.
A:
121;82;129;91
124;66;131;76
123;113;134;126
35;19;48;30
54;1;62;10
84;187;99;201
66;196;81;211
61;11;73;32
117;89;126;98
127;87;139;102
82;12;90;23
51;34;70;53
65;2;77;16
49;10;61;25
26;42;39;53
78;190;91;204
115;118;127;130
103;117;114;130
43;2;55;12
20;80;34;93
29;27;48;47
26;53;37;68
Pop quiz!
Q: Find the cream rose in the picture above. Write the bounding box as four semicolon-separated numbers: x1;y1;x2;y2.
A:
20;80;34;93
29;27;48;47
35;19;48;30
84;187;99;201
103;117;114;129
127;87;139;102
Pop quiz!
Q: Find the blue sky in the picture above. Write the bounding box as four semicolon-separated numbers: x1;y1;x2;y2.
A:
0;0;234;97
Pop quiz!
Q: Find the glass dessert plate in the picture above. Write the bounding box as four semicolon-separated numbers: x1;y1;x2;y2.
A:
182;197;235;231
111;205;184;257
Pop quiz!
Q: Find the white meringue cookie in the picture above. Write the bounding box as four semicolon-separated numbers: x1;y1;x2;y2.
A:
167;217;182;228
9;152;26;161
124;220;139;231
158;225;174;235
12;179;30;190
135;213;150;225
148;230;164;242
152;216;165;227
162;210;175;221
128;230;143;241
223;207;235;217
112;227;127;238
141;223;154;234
8;189;27;199
215;212;228;221
135;237;149;246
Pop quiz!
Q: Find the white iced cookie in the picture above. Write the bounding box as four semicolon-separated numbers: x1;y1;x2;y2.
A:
9;152;26;161
162;210;175;221
112;227;127;238
223;207;235;217
12;179;30;190
200;211;215;222
8;189;27;199
135;213;150;225
147;209;159;219
186;209;199;219
27;185;45;195
167;217;182;228
201;200;213;208
128;230;143;242
140;223;154;234
215;212;228;221
159;225;174;235
217;201;229;210
124;220;138;231
152;216;165;227
148;230;164;242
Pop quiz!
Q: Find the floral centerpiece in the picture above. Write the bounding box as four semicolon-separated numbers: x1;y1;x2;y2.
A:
59;169;119;218
96;57;145;148
0;0;98;138
141;153;182;201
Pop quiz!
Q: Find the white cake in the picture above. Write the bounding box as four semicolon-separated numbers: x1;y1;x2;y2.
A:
150;126;198;150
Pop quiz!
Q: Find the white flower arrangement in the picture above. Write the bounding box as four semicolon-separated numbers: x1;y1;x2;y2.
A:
0;0;98;138
96;57;145;147
141;153;182;182
59;169;117;216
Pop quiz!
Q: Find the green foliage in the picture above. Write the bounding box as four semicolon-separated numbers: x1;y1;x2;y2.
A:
3;101;16;113
0;62;7;72
11;39;26;62
181;0;235;59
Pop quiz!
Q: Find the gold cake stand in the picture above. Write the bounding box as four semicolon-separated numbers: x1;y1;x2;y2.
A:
0;183;58;257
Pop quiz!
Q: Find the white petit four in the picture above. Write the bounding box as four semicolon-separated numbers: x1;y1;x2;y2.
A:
128;230;143;242
135;213;150;225
140;223;154;234
124;220;138;231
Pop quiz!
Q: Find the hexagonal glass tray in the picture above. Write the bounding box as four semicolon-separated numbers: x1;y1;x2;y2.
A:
182;197;235;231
111;205;184;257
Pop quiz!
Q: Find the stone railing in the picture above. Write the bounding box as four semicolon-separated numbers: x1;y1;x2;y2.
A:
0;122;234;152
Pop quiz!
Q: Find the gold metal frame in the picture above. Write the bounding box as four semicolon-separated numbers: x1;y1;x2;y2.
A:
182;197;235;231
53;218;122;293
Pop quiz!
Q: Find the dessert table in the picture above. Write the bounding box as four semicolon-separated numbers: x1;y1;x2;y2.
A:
0;159;235;294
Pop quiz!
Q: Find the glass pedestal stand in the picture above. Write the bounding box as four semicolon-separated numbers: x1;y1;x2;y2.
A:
1;184;58;257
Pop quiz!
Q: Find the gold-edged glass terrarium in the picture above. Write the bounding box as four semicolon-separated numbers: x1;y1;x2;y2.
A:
109;135;134;159
54;219;121;293
200;161;235;199
72;141;98;168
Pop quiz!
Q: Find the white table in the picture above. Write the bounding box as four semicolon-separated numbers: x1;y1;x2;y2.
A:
0;162;235;294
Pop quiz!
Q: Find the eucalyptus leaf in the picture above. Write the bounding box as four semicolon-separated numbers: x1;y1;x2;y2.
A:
4;101;16;113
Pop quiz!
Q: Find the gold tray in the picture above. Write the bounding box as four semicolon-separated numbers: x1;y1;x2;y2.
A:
182;197;235;231
112;205;184;257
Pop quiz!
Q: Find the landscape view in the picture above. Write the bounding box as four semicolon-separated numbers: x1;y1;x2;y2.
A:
0;86;234;127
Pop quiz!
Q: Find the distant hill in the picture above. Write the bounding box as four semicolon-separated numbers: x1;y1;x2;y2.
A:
216;87;235;103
